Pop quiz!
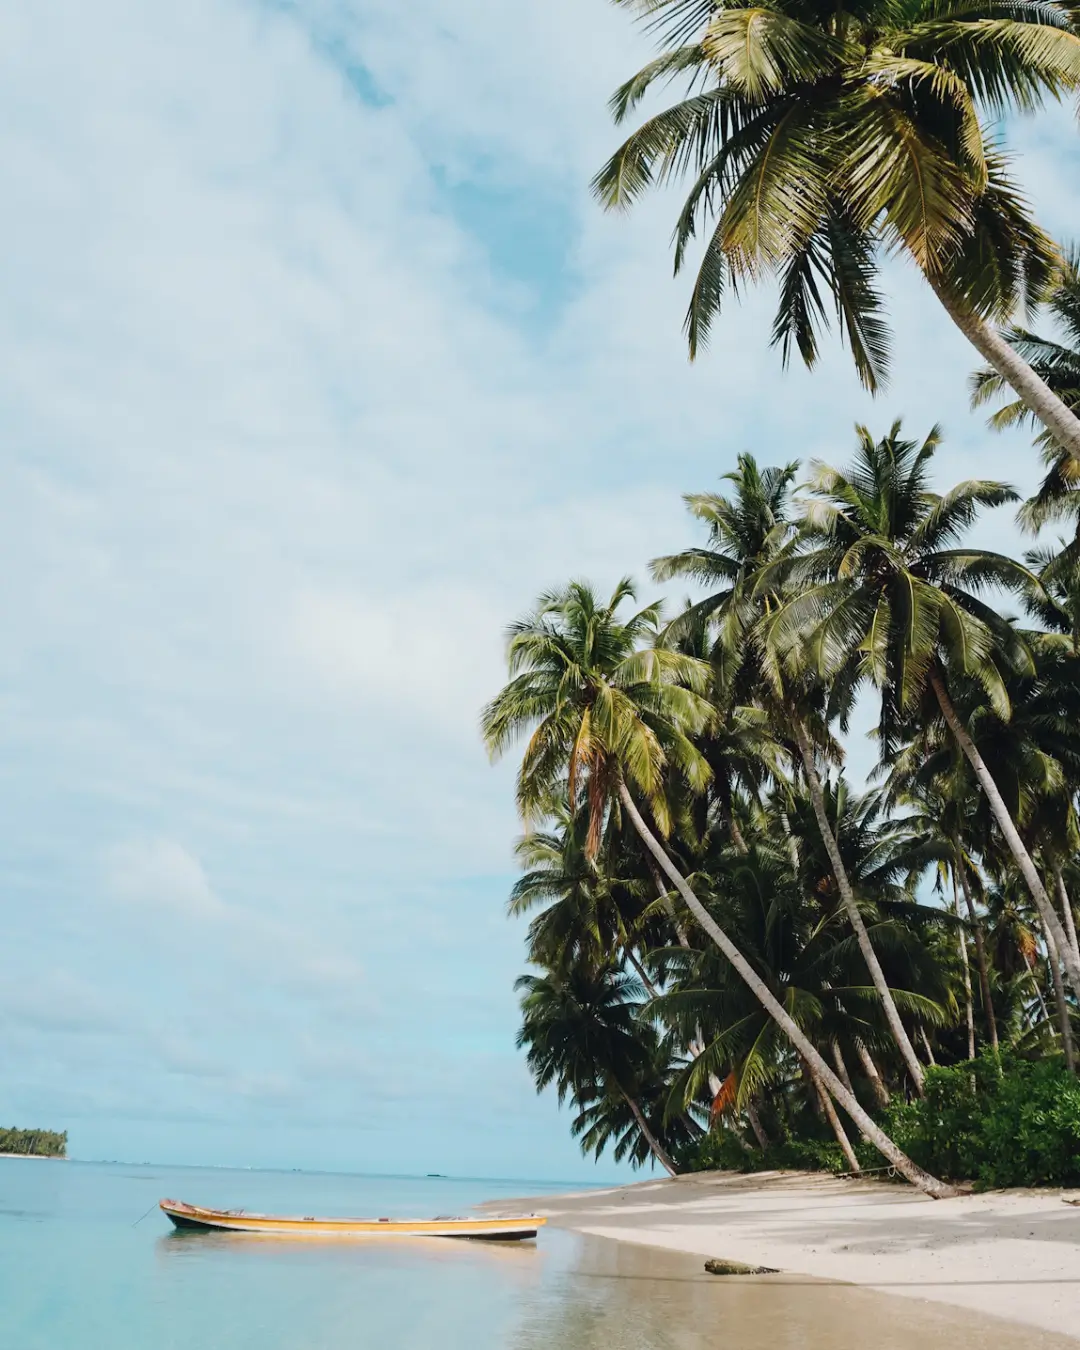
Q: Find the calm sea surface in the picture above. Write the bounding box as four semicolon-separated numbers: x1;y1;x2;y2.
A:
0;1159;1069;1349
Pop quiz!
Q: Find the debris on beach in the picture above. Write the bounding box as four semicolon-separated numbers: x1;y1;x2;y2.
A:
703;1259;778;1276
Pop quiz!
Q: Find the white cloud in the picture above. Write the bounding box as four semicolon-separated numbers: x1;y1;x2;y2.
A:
101;834;368;999
0;969;122;1036
0;0;1076;1175
105;838;224;919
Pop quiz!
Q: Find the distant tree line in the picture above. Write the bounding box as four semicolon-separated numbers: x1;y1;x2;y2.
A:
0;1128;67;1157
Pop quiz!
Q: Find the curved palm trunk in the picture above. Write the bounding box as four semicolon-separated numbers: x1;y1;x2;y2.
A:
927;275;1080;460
956;852;999;1057
791;718;926;1094
617;782;957;1199
647;864;723;1096
929;669;1080;995
831;1041;869;1142
953;876;976;1061
854;1038;890;1107
729;815;749;856
649;860;692;950
621;1089;678;1176
625;946;659;1000
804;1055;861;1173
1023;947;1052;1025
831;1040;854;1094
1042;922;1077;1075
1054;867;1080;979
919;1026;937;1066
745;1100;769;1152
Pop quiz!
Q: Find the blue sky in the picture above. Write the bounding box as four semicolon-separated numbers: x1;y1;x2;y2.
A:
0;0;1077;1181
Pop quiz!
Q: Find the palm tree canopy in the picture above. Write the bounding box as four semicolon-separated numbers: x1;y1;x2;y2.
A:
763;422;1036;743
652;453;798;683
595;0;1078;386
515;964;650;1103
482;579;715;849
972;246;1080;532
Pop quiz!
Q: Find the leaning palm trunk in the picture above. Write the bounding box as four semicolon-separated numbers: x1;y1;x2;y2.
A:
804;1055;861;1173
648;865;723;1096
625;947;660;1000
832;1041;869;1142
1022;947;1052;1025
956;852;999;1057
1042;923;1077;1075
927;275;1080;460
929;670;1080;994
953;877;976;1061
618;783;956;1199
1054;867;1080;979
745;1100;769;1152
649;860;692;950
958;935;976;1061
621;1089;678;1177
791;719;926;1093
854;1038;890;1107
831;1040;855;1094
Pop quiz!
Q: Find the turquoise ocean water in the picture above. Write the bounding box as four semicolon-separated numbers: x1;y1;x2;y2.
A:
0;1160;585;1349
0;1158;1064;1349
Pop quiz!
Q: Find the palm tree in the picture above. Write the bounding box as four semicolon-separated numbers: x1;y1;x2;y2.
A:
572;1047;704;1171
780;687;933;1090
972;246;1080;524
484;578;956;1197
516;963;682;1173
766;422;1080;994
656;452;930;1088
659;604;781;853
656;831;944;1169
651;454;799;691
510;800;660;978
595;0;1080;457
893;776;1001;1057
983;877;1053;1039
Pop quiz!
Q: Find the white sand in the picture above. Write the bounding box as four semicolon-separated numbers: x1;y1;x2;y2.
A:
498;1172;1080;1340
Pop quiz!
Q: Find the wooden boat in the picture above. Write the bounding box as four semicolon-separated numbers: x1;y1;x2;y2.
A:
159;1198;544;1241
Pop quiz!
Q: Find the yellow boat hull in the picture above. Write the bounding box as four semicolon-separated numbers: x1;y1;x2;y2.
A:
159;1199;544;1241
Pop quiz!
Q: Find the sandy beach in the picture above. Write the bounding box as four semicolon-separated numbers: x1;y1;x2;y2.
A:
487;1172;1080;1341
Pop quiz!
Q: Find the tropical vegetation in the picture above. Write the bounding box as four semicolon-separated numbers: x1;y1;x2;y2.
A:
0;1127;67;1157
593;0;1080;456
485;432;1080;1196
480;0;1080;1197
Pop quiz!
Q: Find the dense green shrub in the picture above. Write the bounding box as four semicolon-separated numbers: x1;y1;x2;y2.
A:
880;1056;1080;1188
680;1057;1080;1188
678;1126;849;1176
0;1128;67;1157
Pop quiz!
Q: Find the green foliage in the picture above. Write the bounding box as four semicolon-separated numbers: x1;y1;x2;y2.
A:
972;244;1080;479
492;439;1080;1193
680;1058;1080;1188
882;1056;1080;1188
678;1128;851;1177
0;1128;67;1157
596;0;1077;389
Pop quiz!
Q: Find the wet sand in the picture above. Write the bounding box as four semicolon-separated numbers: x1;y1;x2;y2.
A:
534;1235;1079;1350
484;1172;1080;1343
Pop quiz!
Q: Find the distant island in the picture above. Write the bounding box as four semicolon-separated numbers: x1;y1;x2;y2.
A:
0;1127;67;1158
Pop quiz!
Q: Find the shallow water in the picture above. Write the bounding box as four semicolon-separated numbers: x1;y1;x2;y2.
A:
0;1159;1069;1348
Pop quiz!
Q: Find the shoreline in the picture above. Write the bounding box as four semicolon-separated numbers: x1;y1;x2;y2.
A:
0;1152;66;1160
482;1170;1080;1341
